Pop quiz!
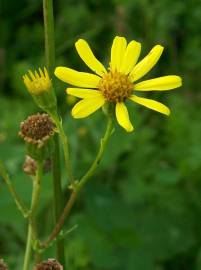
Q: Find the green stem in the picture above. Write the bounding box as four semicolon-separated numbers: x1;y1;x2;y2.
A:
23;160;43;270
23;225;32;270
52;114;75;186
77;115;113;191
52;137;65;264
0;160;29;218
31;161;42;216
40;115;113;249
43;0;66;266
43;0;55;74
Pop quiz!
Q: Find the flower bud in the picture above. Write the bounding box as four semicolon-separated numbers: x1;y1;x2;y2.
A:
0;258;8;270
33;259;63;270
23;68;57;114
23;155;52;176
23;155;37;176
19;113;55;160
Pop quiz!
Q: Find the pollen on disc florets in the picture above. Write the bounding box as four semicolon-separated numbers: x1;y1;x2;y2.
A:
98;70;134;102
19;113;55;147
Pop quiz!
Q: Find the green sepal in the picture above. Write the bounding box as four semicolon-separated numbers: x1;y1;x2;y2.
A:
26;136;54;161
32;86;57;115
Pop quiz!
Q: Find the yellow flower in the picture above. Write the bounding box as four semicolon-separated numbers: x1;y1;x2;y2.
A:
23;67;57;114
23;67;51;95
55;36;182;132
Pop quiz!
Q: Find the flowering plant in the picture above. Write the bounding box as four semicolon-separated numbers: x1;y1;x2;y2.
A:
0;1;182;269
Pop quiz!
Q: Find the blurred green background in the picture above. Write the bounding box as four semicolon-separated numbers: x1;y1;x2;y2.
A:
1;0;201;269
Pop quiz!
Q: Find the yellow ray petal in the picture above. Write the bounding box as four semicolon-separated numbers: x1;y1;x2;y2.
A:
120;40;141;75
129;95;170;116
44;67;49;79
34;70;40;79
110;36;127;71
28;70;35;80
39;68;44;77
129;45;164;82
115;102;134;132
134;76;182;91
72;96;105;118
54;67;100;88
66;88;102;98
75;39;107;76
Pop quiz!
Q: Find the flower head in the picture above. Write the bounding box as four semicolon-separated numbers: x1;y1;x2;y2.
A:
23;68;57;114
19;113;55;160
23;67;51;95
55;36;182;132
19;113;55;147
33;259;63;270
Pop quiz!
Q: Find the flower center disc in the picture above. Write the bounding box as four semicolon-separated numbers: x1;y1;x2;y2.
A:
98;70;133;102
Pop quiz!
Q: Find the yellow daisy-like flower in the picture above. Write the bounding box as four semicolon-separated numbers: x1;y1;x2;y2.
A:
55;36;182;132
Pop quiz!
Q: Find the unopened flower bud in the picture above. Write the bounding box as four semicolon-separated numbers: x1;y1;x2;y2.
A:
23;68;57;114
33;259;63;270
19;113;55;160
23;155;37;175
23;155;52;176
0;258;8;270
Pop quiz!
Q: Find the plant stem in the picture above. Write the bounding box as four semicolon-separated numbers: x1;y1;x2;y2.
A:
51;114;75;186
31;161;42;215
41;115;113;249
52;137;65;265
23;225;32;270
43;0;66;266
23;160;43;270
0;160;29;218
77;116;113;190
43;0;55;74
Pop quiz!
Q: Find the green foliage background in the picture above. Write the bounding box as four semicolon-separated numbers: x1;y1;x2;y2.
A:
0;0;201;269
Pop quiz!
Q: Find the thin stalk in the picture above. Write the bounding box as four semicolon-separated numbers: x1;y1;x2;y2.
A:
40;115;113;249
23;160;43;270
43;0;66;266
77;116;113;190
43;0;55;74
51;114;75;186
52;137;65;264
0;161;29;218
23;225;32;270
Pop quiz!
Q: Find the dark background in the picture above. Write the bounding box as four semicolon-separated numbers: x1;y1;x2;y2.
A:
0;0;201;269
